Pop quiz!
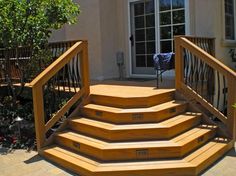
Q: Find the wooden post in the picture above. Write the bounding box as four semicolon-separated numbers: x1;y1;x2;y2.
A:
227;76;236;141
174;37;184;90
32;85;46;150
80;41;90;97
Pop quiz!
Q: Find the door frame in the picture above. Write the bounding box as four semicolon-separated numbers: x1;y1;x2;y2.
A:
127;0;190;78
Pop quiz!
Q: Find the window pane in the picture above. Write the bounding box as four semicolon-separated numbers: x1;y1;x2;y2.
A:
146;28;155;41
225;0;235;40
160;12;171;25
172;0;185;9
135;16;145;29
146;14;155;27
145;0;155;14
134;3;144;16
160;41;172;52
160;26;172;39
173;25;185;36
136;42;145;54
147;55;154;67
173;10;185;24
146;42;156;54
159;0;171;11
136;55;146;67
135;29;145;41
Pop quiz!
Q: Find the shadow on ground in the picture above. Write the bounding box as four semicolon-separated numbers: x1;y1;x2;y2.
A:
24;154;43;164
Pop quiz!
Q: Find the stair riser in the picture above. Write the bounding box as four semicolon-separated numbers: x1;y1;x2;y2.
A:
90;91;175;108
80;104;187;124
55;129;215;162
167;117;201;138
68;116;201;142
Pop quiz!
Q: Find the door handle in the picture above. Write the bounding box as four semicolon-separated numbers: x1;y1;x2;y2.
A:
130;35;134;47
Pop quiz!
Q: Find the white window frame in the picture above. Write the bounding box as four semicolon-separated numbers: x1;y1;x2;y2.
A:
223;0;236;45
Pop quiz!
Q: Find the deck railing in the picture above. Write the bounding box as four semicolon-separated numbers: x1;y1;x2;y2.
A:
30;41;90;150
0;40;78;84
175;36;236;140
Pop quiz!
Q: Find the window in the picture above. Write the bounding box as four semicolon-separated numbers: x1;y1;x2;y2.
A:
225;0;236;41
158;0;186;52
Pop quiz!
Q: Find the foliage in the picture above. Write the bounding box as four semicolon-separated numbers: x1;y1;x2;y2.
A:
0;0;80;89
0;96;35;152
229;49;236;62
233;104;236;109
0;0;80;49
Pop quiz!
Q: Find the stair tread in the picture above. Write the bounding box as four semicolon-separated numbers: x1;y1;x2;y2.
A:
43;137;232;173
70;112;201;130
185;138;232;163
83;100;186;113
56;125;215;150
172;124;217;144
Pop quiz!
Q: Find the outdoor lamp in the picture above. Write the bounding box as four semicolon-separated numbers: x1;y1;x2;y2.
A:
15;116;23;139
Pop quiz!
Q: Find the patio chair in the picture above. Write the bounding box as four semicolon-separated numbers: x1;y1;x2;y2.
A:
153;52;175;88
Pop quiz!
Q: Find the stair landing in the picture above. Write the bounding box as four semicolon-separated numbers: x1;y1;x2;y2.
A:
90;84;173;98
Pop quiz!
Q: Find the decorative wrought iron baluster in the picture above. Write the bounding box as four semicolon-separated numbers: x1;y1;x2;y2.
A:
216;71;220;110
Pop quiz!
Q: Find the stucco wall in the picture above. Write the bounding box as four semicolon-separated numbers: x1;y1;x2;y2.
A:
193;0;235;69
50;0;104;80
99;0;120;80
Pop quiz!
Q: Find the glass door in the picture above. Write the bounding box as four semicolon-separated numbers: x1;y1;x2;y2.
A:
129;0;186;75
130;0;156;75
158;0;186;52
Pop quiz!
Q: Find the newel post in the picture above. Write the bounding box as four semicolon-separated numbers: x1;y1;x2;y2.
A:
32;85;46;150
227;76;236;141
81;41;90;97
174;37;184;90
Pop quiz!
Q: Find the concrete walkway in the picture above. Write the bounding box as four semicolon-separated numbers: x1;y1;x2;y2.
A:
0;145;235;176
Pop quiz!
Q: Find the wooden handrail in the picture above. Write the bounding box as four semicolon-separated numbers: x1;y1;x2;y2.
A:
175;36;236;140
30;41;84;87
31;41;90;150
179;37;236;78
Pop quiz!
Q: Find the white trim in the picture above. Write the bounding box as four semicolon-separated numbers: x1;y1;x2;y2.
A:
130;73;157;78
156;0;160;52
223;0;236;42
185;0;190;35
127;0;133;78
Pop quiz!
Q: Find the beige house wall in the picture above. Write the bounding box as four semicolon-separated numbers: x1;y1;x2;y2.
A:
50;0;235;81
193;0;234;68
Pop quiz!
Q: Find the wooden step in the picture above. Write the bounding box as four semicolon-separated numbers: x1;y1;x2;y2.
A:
42;138;233;176
69;112;202;141
42;146;195;176
80;101;187;124
185;138;234;175
54;125;217;161
90;89;175;108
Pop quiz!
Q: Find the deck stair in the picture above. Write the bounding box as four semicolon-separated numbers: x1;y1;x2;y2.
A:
41;87;233;176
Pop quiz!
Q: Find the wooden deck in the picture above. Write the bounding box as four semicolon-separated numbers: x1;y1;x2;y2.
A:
90;84;174;98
